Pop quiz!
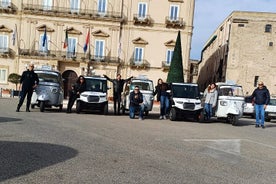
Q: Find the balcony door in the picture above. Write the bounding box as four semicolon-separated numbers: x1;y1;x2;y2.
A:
169;5;179;21
98;0;107;15
70;0;80;13
43;0;52;10
138;2;147;19
94;40;105;60
0;35;8;53
134;47;144;64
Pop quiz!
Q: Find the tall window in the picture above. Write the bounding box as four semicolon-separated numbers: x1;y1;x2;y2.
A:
166;49;174;65
39;34;49;52
43;0;52;10
265;24;272;33
1;0;10;7
67;37;77;58
134;47;144;63
138;2;147;19
0;68;7;83
98;0;107;14
70;0;79;13
0;35;8;53
169;5;179;21
95;40;105;59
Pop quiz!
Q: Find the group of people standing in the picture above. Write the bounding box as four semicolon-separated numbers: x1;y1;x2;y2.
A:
15;64;271;127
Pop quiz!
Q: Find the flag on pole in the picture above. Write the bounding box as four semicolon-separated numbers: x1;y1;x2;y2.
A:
83;29;90;52
73;46;76;56
42;27;47;47
12;24;17;46
63;29;68;49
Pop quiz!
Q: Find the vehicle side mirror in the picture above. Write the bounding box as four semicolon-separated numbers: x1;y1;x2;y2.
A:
200;92;204;98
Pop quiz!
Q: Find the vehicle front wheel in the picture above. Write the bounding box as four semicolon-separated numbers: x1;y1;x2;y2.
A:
229;115;238;126
40;101;45;112
169;108;177;121
76;101;81;114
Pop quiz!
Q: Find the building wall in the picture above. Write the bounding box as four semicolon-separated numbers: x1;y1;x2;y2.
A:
0;0;195;97
198;11;276;95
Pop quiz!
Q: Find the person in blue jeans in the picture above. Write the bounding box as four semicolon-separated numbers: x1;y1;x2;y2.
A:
251;81;270;128
203;83;218;121
154;78;170;120
129;85;144;120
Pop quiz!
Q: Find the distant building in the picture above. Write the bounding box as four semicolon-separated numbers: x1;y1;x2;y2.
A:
198;11;276;95
0;0;195;98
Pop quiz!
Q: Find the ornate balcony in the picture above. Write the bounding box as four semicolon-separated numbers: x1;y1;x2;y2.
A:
18;48;121;64
22;4;124;22
0;48;15;58
165;16;185;28
162;61;170;71
129;58;150;69
133;14;151;26
0;1;17;14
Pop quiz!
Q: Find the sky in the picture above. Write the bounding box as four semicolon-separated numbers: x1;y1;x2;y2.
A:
191;0;276;60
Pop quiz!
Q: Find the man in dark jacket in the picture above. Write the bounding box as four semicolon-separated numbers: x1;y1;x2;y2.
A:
16;63;39;112
251;81;270;128
104;74;133;115
129;85;144;120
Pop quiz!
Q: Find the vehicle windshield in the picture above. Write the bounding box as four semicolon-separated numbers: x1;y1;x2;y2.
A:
36;72;60;84
172;84;199;99
130;81;153;91
218;86;244;97
85;78;107;92
269;99;276;105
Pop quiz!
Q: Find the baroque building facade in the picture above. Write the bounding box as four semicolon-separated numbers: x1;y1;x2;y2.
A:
198;11;276;95
0;0;195;97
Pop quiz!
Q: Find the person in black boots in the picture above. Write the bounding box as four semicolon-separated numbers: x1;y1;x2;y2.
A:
103;73;133;115
66;75;86;113
16;63;39;112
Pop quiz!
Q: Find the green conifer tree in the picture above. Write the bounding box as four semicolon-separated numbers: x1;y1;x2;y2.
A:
166;31;184;83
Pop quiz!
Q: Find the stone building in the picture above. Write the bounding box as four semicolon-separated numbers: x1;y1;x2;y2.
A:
198;11;276;95
0;0;195;98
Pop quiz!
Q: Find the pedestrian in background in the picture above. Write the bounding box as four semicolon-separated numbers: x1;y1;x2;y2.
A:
203;83;218;121
154;78;170;120
16;63;39;112
129;85;144;120
251;81;270;128
103;74;133;115
66;75;86;113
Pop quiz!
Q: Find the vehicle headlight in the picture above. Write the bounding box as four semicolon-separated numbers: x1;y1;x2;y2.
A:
51;88;58;93
220;101;228;106
81;94;89;97
176;101;184;104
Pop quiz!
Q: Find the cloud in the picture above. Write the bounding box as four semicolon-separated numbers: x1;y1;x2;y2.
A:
191;0;276;60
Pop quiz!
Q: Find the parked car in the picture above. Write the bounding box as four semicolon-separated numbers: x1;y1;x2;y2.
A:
121;76;154;116
76;76;108;114
31;69;64;112
243;96;255;118
265;97;276;122
168;82;203;121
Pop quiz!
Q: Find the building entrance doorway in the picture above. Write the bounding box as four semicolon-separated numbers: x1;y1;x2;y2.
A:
62;70;78;99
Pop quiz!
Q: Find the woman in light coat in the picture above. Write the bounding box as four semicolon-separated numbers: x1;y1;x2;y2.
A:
204;83;218;121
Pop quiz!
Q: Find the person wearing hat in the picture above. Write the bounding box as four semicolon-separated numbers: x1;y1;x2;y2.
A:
251;81;270;128
16;63;39;112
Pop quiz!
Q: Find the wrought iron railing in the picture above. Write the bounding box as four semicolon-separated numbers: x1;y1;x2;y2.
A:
165;16;185;28
18;48;120;64
133;14;151;25
22;3;123;22
129;58;150;68
0;48;15;57
0;1;17;13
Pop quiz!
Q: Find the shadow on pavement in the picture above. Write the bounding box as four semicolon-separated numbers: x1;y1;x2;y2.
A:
0;141;78;182
0;117;21;123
